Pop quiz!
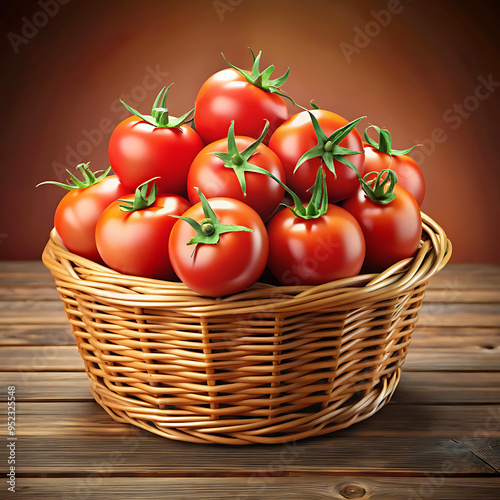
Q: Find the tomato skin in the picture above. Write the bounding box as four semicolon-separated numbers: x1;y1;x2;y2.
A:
95;194;191;280
341;185;422;273
364;145;426;206
108;116;204;195
194;68;288;145
54;175;132;263
268;109;365;203
267;205;366;286
187;137;286;222
168;198;269;297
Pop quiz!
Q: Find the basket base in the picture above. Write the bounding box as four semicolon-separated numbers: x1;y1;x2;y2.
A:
86;369;400;445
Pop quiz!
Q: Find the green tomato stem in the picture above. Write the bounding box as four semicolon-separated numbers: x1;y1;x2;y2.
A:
36;163;111;191
120;84;194;129
364;125;419;156
221;48;295;104
359;169;397;205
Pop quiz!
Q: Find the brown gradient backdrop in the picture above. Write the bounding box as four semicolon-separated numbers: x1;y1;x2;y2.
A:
1;0;499;262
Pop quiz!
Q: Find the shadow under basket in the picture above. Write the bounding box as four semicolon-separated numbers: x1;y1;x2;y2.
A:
42;213;451;445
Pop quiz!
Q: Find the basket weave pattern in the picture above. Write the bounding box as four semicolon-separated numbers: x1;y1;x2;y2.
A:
42;213;450;445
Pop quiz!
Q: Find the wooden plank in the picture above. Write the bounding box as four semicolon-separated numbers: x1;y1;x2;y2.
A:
394;372;500;404
418;303;500;328
412;327;500;349
1;434;494;476
1;324;497;352
427;264;500;291
0;342;499;373
6;402;500;439
0;284;497;303
0;261;48;274
0;301;67;325
11;477;500;499
424;288;500;303
1;261;498;279
0;300;498;328
0;372;92;401
2;371;500;405
0;270;54;285
2;402;499;477
455;438;500;473
1;263;499;299
0;285;59;301
0;325;75;346
0;346;84;372
404;347;500;371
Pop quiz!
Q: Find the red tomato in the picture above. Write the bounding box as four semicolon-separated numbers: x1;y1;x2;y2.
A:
95;192;191;280
267;204;366;286
341;184;422;273
54;175;132;263
109;116;203;196
169;198;269;297
187;136;286;222
194;68;288;145
268;110;365;203
363;146;426;206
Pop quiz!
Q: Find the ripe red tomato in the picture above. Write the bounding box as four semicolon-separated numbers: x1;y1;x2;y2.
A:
108;87;204;195
187;122;286;222
268;109;365;203
47;169;132;264
109;116;203;196
363;125;425;206
194;51;291;145
341;181;422;273
169;196;269;297
95;184;191;280
267;204;366;286
363;147;425;206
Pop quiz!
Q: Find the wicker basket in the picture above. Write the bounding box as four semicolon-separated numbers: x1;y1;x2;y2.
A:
42;212;451;445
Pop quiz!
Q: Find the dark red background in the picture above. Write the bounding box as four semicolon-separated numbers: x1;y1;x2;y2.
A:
1;0;499;262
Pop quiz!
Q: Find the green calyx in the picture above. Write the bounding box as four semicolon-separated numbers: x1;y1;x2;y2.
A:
36;163;111;190
172;188;253;251
118;177;159;212
208;120;273;196
294;112;365;178
120;84;193;128
364;125;418;155
282;167;329;219
222;48;295;105
360;169;397;205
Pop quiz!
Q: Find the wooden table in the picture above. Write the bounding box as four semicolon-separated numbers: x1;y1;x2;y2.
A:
1;261;499;499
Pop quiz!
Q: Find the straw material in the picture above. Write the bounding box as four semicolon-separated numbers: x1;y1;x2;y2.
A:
42;212;451;445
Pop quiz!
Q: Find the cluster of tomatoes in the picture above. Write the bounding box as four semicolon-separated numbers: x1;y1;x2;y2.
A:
41;50;426;298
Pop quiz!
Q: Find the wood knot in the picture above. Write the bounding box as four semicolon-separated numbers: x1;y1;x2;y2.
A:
339;483;366;499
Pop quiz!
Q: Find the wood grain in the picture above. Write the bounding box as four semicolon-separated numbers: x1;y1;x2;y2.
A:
3;371;500;404
404;347;500;371
0;346;84;371
6;402;500;439
0;372;92;401
0;300;498;326
393;372;500;404
11;477;500;500
3;434;496;476
0;285;59;301
0;325;74;346
0;342;498;373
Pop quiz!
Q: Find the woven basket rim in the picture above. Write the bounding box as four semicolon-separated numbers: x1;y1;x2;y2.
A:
42;212;451;313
